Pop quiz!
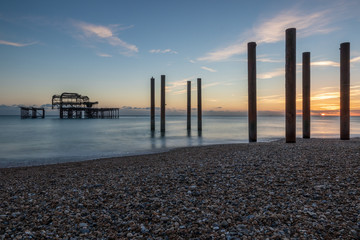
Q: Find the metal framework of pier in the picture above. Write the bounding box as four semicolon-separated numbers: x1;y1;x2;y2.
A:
52;92;119;119
20;107;45;119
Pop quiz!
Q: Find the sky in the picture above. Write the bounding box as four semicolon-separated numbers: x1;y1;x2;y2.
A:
1;0;360;115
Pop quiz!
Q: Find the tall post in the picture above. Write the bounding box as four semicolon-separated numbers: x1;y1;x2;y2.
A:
161;75;166;133
248;42;257;142
340;42;350;140
150;77;155;131
197;78;202;131
285;28;296;143
187;81;191;130
302;52;311;138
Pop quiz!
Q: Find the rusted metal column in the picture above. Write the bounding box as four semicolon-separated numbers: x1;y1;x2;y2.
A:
151;77;155;131
340;42;350;140
187;81;191;130
161;75;166;132
302;52;311;138
32;108;36;118
248;42;257;142
197;78;202;131
286;28;296;143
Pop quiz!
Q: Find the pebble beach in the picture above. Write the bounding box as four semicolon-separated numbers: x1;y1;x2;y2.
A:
1;138;360;239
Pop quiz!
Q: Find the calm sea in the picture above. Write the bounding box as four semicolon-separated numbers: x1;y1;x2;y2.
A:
0;115;359;168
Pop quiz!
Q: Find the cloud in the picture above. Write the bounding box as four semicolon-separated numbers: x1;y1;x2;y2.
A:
0;104;57;115
40;104;53;108
316;103;339;111
201;66;217;72
203;82;221;89
254;9;334;43
73;20;138;55
197;42;247;62
311;61;339;67
78;22;113;38
257;68;284;79
256;54;283;63
257;58;283;63
0;40;37;47
165;76;227;95
197;8;336;62
297;60;339;67
166;76;222;95
203;110;249;116
107;37;138;52
351;56;360;63
97;53;112;58
121;106;151;110
0;104;20;115
172;89;188;95
297;56;360;67
350;85;360;97
119;106;191;115
165;76;194;94
311;92;339;101
149;49;178;54
258;94;284;102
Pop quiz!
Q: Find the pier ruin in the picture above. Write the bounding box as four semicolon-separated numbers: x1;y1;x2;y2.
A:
20;107;45;119
52;92;119;119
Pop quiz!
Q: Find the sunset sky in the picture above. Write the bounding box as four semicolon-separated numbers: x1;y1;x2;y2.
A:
1;0;360;115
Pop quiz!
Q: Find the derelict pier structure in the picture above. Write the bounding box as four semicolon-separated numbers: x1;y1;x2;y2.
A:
20;107;45;119
52;92;119;119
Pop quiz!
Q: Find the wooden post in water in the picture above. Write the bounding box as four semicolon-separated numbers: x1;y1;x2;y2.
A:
302;52;311;138
248;42;257;142
340;42;350;140
150;77;155;131
197;78;202;131
187;81;191;130
161;75;166;133
286;28;296;143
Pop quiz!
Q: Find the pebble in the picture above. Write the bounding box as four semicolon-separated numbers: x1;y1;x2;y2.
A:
140;224;149;233
79;223;88;228
1;138;359;239
221;220;229;227
80;228;90;234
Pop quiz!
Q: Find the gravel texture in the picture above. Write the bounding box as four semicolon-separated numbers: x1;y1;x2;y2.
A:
1;138;360;239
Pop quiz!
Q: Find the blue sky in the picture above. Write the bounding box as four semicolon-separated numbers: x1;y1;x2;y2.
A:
1;0;360;115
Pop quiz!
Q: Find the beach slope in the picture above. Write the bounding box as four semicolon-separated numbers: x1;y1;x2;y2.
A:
1;138;359;239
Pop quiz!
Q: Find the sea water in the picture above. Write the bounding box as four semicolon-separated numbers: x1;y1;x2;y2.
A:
0;115;359;167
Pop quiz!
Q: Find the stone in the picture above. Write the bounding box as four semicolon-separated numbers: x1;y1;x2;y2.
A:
221;220;229;227
79;223;88;228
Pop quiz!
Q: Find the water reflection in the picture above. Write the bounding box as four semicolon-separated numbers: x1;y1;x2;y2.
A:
1;115;360;167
